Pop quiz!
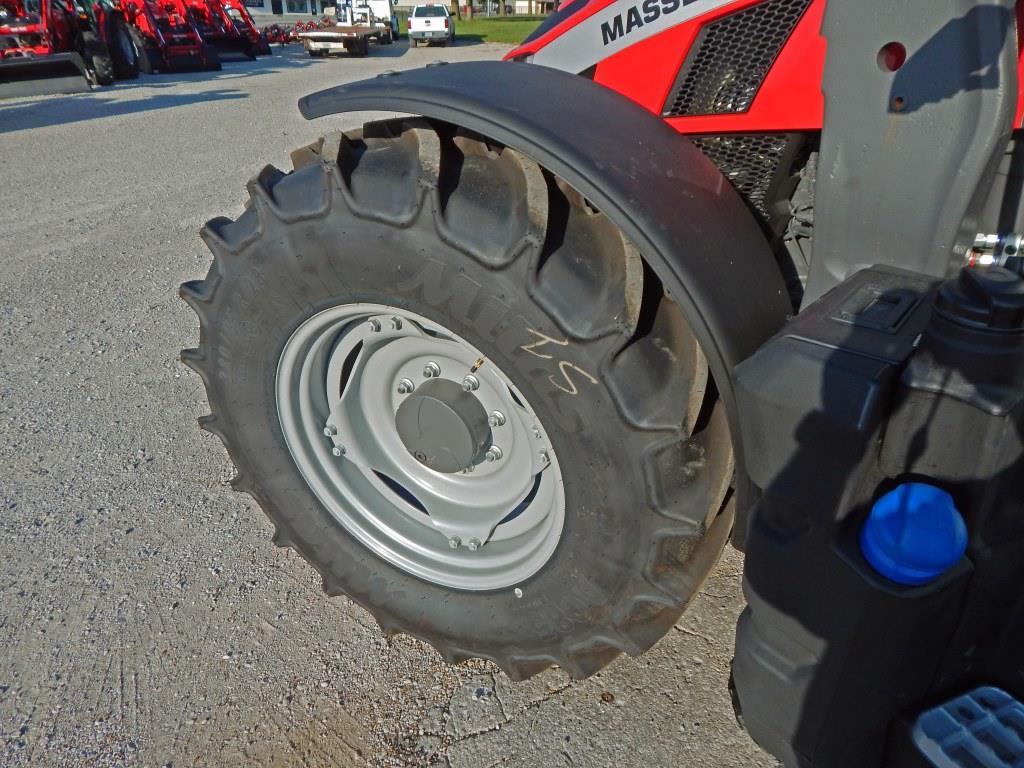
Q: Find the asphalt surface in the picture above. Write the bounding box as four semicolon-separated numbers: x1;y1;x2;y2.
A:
0;42;776;768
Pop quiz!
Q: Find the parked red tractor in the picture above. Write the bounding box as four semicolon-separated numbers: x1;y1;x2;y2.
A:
260;21;289;45
122;0;220;72
181;0;254;59
0;0;138;97
218;0;271;55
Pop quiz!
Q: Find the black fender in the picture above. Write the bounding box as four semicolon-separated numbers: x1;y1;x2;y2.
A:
299;60;792;545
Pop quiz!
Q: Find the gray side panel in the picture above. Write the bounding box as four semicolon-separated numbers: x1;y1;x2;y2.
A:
298;60;792;525
805;0;1018;305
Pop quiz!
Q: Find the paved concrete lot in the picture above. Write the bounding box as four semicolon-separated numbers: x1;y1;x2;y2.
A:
0;42;775;767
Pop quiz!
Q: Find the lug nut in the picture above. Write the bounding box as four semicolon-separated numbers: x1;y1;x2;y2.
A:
423;361;441;378
390;316;403;330
485;445;503;462
461;374;479;392
538;450;549;464
488;411;506;428
448;536;461;549
332;446;345;457
367;318;382;332
323;425;338;437
397;378;415;394
467;538;482;551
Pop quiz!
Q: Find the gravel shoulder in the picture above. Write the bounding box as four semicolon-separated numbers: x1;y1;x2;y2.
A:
0;42;774;768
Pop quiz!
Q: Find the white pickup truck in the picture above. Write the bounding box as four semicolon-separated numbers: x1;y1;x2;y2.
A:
408;4;454;47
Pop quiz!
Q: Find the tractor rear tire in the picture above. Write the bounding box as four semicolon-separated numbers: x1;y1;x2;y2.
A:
181;119;735;680
108;14;140;80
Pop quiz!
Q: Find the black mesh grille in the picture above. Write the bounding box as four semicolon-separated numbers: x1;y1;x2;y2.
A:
691;134;791;222
663;0;811;117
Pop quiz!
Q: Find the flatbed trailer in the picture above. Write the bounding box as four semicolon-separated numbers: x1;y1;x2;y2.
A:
298;25;373;57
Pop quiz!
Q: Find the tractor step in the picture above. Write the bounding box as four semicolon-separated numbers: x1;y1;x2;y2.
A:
0;53;90;99
891;687;1024;768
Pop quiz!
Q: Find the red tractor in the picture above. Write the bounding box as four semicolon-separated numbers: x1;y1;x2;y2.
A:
218;0;271;55
183;1;1024;766
181;0;254;59
122;0;220;72
260;21;289;45
0;0;138;97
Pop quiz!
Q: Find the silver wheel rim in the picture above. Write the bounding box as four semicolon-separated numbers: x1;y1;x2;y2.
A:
276;303;565;591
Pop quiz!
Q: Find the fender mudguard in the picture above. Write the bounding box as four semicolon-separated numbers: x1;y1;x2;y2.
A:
299;60;792;543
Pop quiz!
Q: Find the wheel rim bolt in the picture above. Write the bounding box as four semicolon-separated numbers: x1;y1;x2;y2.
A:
467;538;482;551
488;411;505;428
397;378;415;394
323;425;338;437
462;374;479;392
332;446;345;457
485;445;503;462
538;450;549;464
423;361;441;378
390;316;403;330
448;536;461;549
367;318;382;332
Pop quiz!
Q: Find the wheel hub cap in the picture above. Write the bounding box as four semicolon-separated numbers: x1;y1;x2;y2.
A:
395;378;490;473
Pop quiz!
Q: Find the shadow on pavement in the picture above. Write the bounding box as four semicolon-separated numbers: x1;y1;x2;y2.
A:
0;88;247;134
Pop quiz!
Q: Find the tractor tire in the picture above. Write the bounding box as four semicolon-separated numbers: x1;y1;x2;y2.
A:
180;119;734;680
203;44;222;71
128;28;158;74
108;14;140;80
83;34;115;86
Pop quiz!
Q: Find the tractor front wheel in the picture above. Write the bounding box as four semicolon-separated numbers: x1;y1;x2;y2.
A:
181;119;734;680
83;33;115;85
108;14;140;79
128;28;158;74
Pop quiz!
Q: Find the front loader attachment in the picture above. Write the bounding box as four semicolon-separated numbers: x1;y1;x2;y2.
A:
202;33;252;59
0;53;90;98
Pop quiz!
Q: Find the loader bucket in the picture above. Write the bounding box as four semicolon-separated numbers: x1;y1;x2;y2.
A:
0;53;91;99
204;34;252;60
163;52;206;71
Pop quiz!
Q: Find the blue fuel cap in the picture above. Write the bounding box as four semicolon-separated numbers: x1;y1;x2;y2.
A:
860;483;968;586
